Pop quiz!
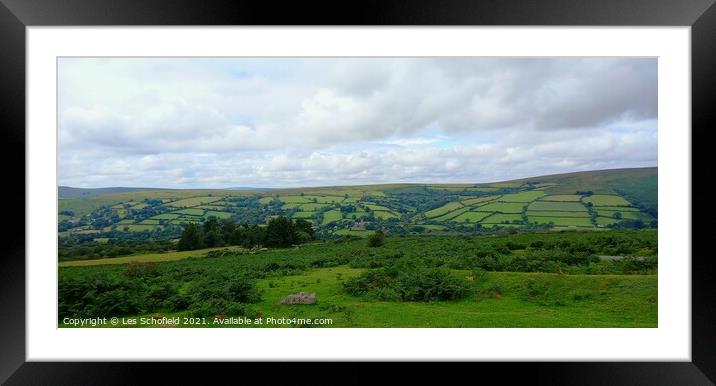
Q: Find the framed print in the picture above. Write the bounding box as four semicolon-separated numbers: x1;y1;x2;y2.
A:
2;0;715;384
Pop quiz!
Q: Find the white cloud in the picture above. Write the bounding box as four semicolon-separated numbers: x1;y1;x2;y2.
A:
58;58;657;188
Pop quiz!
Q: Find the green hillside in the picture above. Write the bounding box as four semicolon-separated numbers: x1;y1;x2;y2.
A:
58;167;657;237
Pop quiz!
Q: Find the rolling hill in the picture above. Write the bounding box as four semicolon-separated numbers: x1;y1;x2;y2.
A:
58;167;657;237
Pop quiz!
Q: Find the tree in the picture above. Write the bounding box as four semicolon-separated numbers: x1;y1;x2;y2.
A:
265;216;296;247
612;212;623;219
178;223;204;251
367;230;386;248
293;218;314;238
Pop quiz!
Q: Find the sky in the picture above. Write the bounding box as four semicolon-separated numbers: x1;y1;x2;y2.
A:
58;57;657;189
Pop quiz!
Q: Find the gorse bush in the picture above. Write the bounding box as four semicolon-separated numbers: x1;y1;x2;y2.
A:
342;259;472;302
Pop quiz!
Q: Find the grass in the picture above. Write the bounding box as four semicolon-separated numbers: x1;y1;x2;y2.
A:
244;266;657;328
333;229;374;237
415;224;448;231
528;201;587;212
152;213;181;220
58;231;658;328
299;203;331;211
595;210;649;221
124;224;161;232
433;206;472;221
498;191;546;202
452;211;493;223
583;195;632;207
258;197;276;204
279;195;312;204
476;202;526;214
373;211;400;219
425;201;464;218
303;195;345;204
481;213;523;224
526;211;591;218
291;212;316;218
362;204;389;211
460;196;500;206
322;210;343;224
593;206;640;212
62;265;656;328
174;208;205;216
167;196;223;208
596;217;621;226
528;216;594;227
205;211;232;219
488;182;523;188
59;246;244;267
541;195;583;202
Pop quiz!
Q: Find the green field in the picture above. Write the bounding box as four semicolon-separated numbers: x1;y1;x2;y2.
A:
174;208;205;216
477;202;526;214
526;211;590;218
594;206;640;212
498;191;546;202
258;197;276;204
303;195;345;204
595;210;647;221
433;206;472;221
425;201;464;218
152;213;181;220
279;195;313;204
322;210;343;224
125;224;161;232
460;196;499;206
373;211;399;219
299;203;330;211
481;213;523;224
583;194;632;207
528;216;594;227
59;231;658;328
541;194;583;202
168;196;223;208
452;211;493;223
205;211;232;219
291;211;316;218
596;217;621;226
59;246;244;267
528;201;587;212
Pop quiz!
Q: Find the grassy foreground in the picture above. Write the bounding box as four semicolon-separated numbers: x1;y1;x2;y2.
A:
59;232;657;328
62;265;656;328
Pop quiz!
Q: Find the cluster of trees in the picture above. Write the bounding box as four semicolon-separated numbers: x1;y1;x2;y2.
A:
178;216;315;251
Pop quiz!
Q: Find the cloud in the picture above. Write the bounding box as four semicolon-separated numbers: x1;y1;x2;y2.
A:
58;57;657;188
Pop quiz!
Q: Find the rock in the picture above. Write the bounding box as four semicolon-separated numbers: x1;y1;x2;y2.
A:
280;292;316;305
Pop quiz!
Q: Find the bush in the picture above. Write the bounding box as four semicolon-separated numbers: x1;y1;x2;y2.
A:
367;230;386;248
342;259;472;302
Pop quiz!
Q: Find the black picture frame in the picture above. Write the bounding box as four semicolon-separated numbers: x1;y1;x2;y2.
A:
1;0;714;384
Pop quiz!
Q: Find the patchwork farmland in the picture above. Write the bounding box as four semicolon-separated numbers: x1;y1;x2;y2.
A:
58;167;657;238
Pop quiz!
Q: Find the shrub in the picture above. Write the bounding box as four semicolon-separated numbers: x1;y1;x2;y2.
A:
342;259;472;302
367;230;386;248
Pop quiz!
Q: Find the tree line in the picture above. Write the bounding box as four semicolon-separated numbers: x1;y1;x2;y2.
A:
178;216;315;251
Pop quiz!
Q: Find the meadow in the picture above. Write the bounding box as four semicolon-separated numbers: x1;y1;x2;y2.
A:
58;230;658;328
